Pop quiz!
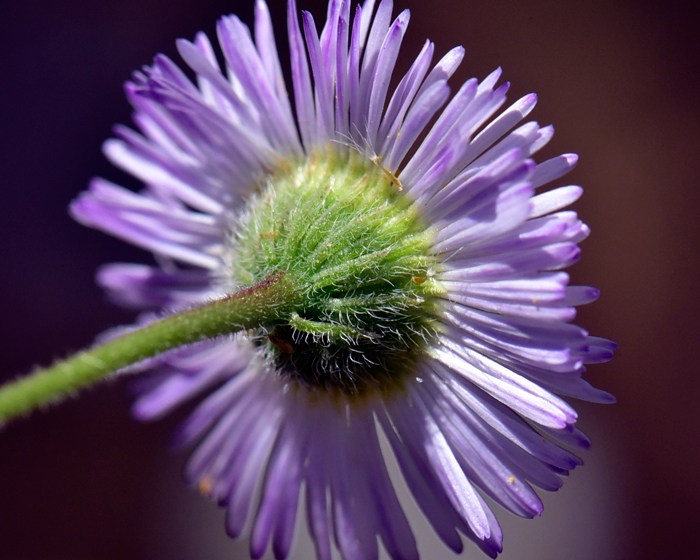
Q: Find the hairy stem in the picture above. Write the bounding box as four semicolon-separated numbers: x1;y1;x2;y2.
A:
0;272;298;424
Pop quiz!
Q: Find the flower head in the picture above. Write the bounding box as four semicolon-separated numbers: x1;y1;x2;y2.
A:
71;0;615;558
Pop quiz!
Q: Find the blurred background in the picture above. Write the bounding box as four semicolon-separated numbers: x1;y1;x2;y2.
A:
1;0;698;558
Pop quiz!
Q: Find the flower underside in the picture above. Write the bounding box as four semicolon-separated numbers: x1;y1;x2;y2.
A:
222;146;443;395
58;1;618;557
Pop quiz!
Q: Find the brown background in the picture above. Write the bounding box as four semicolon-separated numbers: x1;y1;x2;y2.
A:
1;0;698;558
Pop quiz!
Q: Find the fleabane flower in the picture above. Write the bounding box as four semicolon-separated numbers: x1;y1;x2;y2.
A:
71;0;616;559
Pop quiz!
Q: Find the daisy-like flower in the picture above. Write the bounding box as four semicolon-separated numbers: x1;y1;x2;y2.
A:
71;0;615;558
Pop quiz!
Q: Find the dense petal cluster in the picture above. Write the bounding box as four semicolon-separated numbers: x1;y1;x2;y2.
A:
71;1;615;559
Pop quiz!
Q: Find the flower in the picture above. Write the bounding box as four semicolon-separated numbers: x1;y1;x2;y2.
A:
70;0;616;559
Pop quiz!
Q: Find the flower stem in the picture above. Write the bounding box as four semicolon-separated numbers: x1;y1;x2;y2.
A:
0;271;298;424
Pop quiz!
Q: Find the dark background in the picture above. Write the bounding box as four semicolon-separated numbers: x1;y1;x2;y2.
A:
1;0;698;558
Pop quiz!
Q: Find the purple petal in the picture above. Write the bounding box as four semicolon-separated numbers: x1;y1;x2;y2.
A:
288;0;317;148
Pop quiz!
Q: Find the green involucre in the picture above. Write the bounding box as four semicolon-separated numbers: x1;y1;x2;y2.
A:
222;147;444;394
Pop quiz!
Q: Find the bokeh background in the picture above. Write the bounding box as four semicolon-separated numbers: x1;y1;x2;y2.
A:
1;0;698;558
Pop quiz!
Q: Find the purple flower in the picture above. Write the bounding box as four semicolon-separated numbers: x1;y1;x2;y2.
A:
71;0;615;559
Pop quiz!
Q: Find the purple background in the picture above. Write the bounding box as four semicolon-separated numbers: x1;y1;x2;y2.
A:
1;0;699;559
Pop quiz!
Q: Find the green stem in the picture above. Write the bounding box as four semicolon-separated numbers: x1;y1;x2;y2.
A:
0;271;299;424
